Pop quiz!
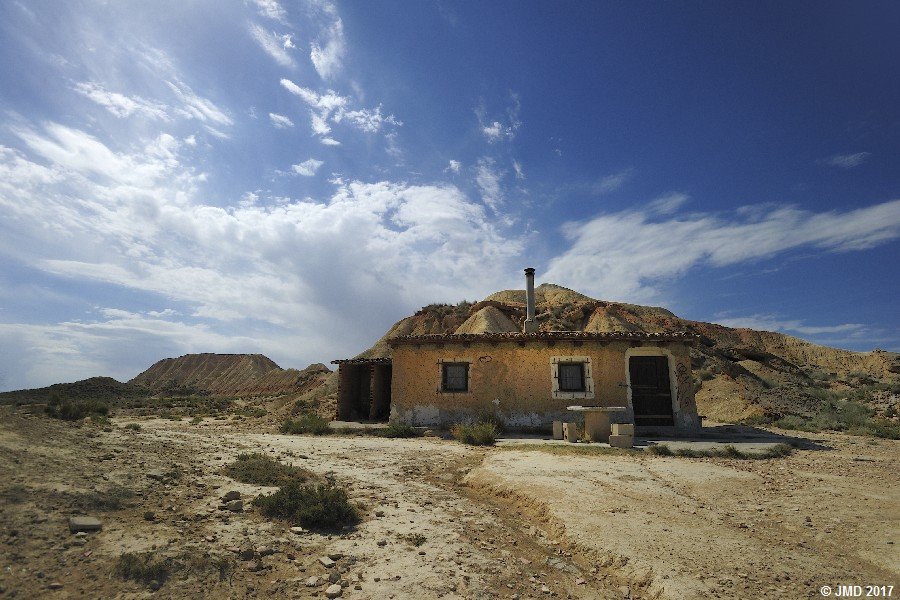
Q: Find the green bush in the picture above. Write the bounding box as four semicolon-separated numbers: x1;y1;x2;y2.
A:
374;422;420;438
224;452;313;486
773;399;900;439
116;552;172;586
451;421;497;446
647;443;792;459
254;480;359;530
124;423;141;431
281;415;330;435
45;396;109;421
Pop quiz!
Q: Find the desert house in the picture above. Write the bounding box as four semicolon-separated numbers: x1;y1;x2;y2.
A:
333;269;701;433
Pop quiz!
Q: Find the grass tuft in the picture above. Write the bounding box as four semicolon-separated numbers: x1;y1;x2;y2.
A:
647;443;793;459
116;552;172;586
451;421;497;446
281;415;331;435
253;480;359;530
224;452;313;487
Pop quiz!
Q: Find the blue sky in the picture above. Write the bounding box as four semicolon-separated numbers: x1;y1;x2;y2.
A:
1;1;898;391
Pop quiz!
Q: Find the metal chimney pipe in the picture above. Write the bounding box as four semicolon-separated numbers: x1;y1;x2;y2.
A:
524;267;538;332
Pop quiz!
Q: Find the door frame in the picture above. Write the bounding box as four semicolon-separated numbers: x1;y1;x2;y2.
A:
624;347;679;422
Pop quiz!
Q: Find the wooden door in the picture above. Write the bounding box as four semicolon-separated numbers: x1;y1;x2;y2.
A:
629;356;674;426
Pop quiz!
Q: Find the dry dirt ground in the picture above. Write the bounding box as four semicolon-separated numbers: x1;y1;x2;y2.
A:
0;407;897;600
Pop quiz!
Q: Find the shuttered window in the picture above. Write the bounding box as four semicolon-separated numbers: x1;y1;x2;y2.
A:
558;363;585;392
442;363;468;392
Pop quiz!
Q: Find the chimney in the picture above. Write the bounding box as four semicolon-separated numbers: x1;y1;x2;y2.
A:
524;267;538;333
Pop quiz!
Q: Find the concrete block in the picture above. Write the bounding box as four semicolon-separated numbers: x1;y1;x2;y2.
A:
68;517;102;533
608;434;633;448
611;423;634;436
563;422;578;443
552;421;564;440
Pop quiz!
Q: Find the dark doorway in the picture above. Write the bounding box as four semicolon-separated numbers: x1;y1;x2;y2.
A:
336;360;392;422
629;356;674;426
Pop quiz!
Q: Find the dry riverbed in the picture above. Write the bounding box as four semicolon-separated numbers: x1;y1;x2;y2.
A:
0;407;897;599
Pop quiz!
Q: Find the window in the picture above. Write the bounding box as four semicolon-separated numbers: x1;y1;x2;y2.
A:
551;356;594;400
558;363;585;392
441;363;468;392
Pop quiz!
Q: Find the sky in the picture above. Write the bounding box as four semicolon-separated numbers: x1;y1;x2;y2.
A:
1;1;899;391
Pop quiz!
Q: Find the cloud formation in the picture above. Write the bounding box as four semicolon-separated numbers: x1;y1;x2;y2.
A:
280;78;400;143
545;199;900;301
269;112;295;129
248;23;296;68
292;157;324;176
824;152;871;169
309;1;346;79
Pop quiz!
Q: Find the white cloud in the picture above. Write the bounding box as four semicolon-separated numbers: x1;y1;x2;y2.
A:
475;157;503;213
479;94;522;143
647;192;688;215
590;169;633;195
280;78;400;143
252;0;288;23
291;158;324;176
712;314;867;337
0;121;525;388
512;159;525;180
248;23;296;68
446;160;461;174
269;112;295;129
309;3;346;79
545;199;900;302
166;80;233;127
320;137;341;146
824;152;871;169
73;82;171;121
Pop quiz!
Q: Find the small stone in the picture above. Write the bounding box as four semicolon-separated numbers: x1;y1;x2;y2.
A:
149;580;162;591
143;511;156;521
48;582;63;590
328;572;340;584
225;500;243;513
290;526;305;535
256;546;275;557
222;490;241;502
68;517;102;533
319;556;336;568
375;510;385;517
541;585;551;594
306;576;320;587
377;540;387;547
328;552;343;561
325;583;343;598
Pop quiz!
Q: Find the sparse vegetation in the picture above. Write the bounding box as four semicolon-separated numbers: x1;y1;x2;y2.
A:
116;551;172;586
124;422;141;431
373;422;420;438
401;532;427;546
224;452;314;486
647;443;793;459
45;394;109;421
451;421;497;446
253;479;359;530
281;415;330;435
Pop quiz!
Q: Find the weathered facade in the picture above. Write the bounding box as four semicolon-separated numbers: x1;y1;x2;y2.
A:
332;268;702;434
387;332;700;431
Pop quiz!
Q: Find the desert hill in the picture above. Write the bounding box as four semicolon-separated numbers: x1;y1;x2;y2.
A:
0;376;150;405
342;283;899;424
130;353;330;398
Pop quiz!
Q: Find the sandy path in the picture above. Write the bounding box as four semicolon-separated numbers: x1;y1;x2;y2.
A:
468;436;900;599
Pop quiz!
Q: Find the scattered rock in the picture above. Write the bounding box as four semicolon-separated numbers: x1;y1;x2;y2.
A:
48;582;63;590
306;576;320;587
325;583;343;598
222;490;241;502
225;500;243;513
319;556;336;568
290;526;306;535
377;540;387;547
68;517;102;533
328;552;343;561
143;511;156;521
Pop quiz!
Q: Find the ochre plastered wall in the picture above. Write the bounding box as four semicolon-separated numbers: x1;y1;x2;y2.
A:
390;340;698;430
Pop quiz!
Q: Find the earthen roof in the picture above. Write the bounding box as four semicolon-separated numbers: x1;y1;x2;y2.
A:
330;357;392;365
387;331;698;346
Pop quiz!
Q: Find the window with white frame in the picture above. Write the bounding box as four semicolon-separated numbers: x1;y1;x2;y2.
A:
550;356;594;400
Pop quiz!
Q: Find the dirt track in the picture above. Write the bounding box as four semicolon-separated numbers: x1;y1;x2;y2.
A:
1;408;897;599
